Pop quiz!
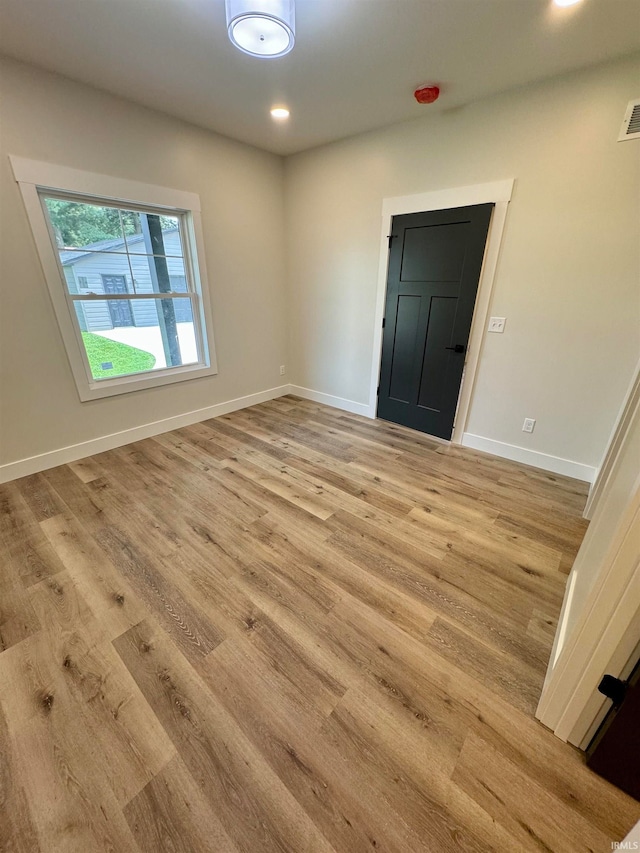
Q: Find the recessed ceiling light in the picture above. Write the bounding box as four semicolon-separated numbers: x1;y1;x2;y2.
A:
271;107;290;120
553;0;582;6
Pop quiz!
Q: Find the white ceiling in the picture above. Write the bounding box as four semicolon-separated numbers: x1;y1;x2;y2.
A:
1;0;639;155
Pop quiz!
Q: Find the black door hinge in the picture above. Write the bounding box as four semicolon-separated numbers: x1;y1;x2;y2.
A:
382;317;386;328
387;234;397;249
377;385;380;396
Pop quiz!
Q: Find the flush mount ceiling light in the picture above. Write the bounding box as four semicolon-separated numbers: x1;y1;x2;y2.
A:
270;107;290;119
553;0;582;6
226;0;295;58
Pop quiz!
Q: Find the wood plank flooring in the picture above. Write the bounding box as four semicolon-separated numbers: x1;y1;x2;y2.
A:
1;396;638;852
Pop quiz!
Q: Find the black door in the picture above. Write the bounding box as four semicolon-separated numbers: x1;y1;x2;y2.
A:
102;275;134;327
587;659;640;801
377;204;493;440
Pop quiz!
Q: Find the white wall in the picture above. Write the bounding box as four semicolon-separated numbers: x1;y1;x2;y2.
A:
285;54;640;474
2;54;639;480
0;57;287;469
555;366;640;664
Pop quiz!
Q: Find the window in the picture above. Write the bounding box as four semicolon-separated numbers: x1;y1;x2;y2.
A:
11;157;217;401
44;196;201;378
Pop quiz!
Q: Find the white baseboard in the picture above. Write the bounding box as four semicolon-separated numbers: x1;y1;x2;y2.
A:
1;385;597;486
461;432;597;483
289;385;372;418
0;384;291;484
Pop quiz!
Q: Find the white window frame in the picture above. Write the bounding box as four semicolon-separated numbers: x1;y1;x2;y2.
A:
10;156;218;401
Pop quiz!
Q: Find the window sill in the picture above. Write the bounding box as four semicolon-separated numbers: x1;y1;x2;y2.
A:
77;361;218;401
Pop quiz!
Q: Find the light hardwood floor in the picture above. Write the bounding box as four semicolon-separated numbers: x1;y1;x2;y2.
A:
1;396;638;852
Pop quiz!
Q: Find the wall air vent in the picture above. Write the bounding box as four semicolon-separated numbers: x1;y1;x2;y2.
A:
618;99;640;142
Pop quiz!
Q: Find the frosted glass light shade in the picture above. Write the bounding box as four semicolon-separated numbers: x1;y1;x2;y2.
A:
225;0;295;57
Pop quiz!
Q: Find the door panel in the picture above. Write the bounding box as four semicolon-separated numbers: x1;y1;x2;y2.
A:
378;204;493;440
102;275;134;328
401;222;468;282
389;295;422;403
418;296;457;412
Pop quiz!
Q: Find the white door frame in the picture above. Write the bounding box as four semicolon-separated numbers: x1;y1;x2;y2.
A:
367;179;514;444
537;361;640;746
536;482;640;746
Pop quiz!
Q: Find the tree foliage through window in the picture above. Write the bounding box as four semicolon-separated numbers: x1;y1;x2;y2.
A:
45;199;176;249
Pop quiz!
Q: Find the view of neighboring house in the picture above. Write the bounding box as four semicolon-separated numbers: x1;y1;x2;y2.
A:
60;226;191;332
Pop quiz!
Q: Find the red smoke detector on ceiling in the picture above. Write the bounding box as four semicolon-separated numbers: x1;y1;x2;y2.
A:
414;85;440;105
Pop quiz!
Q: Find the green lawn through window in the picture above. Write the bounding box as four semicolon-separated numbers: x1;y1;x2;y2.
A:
82;332;156;379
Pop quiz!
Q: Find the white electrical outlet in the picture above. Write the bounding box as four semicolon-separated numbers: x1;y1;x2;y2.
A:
522;418;536;433
279;365;286;375
488;317;506;333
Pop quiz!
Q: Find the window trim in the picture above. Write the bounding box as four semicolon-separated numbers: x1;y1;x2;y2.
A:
11;156;218;401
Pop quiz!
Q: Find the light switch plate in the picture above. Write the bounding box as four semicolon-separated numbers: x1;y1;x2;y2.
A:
488;316;506;333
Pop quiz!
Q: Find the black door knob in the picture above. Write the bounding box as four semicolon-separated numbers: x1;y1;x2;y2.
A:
445;344;466;354
598;674;628;706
